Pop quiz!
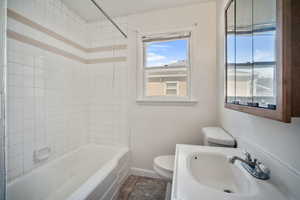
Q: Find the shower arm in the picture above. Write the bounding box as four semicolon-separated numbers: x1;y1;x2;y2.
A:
90;0;128;38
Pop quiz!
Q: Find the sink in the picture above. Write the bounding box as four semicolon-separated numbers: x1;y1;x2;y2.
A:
172;145;288;200
187;152;256;195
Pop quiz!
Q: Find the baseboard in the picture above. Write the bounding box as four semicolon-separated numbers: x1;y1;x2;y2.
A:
165;182;172;200
130;167;160;179
112;169;130;200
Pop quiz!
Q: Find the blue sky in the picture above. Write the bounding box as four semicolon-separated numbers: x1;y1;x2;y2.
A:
146;39;188;67
145;31;275;67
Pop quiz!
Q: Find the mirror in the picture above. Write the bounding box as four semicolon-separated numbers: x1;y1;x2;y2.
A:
235;0;253;105
225;0;235;104
253;0;277;108
225;0;277;109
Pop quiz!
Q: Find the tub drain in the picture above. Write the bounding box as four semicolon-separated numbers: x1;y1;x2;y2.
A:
223;189;233;193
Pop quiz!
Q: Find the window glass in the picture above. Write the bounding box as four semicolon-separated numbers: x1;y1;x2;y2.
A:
145;39;188;67
144;37;189;97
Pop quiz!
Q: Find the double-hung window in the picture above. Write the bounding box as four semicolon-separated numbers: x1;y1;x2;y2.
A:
141;32;191;100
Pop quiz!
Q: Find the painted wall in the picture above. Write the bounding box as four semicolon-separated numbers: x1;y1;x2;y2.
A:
127;2;217;171
216;0;300;199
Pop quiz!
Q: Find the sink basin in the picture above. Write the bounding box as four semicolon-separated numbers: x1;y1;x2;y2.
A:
188;152;256;195
172;145;288;200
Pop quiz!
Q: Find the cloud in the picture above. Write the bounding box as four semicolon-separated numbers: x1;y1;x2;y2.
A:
169;60;179;64
149;44;170;48
254;50;274;61
147;52;166;62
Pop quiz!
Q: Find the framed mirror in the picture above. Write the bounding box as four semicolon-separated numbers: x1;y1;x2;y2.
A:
224;0;298;122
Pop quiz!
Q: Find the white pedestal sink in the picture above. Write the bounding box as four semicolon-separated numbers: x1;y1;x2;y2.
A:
171;144;288;200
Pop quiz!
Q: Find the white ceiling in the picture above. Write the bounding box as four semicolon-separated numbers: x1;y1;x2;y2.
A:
62;0;208;23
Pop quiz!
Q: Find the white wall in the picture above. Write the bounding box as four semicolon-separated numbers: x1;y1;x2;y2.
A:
127;2;217;170
216;0;300;199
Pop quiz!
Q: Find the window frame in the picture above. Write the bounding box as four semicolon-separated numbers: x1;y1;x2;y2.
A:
140;33;192;102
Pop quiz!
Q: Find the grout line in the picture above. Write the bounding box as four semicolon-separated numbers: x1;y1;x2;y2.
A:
7;30;127;64
7;8;128;53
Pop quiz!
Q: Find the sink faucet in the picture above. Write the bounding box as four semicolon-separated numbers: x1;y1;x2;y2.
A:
229;151;270;180
229;156;256;167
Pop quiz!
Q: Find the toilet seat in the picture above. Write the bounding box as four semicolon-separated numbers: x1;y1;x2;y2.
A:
153;155;175;181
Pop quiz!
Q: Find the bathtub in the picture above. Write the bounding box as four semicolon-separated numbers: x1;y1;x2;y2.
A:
7;144;130;200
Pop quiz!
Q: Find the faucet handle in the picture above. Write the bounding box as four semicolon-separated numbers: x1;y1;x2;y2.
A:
257;162;270;174
255;162;271;180
243;151;252;162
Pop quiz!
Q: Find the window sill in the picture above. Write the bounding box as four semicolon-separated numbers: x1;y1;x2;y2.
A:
136;98;198;105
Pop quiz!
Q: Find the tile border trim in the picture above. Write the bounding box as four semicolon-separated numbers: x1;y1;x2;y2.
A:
7;8;127;53
7;30;127;64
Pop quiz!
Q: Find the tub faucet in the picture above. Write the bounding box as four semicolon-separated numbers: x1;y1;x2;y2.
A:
229;151;270;180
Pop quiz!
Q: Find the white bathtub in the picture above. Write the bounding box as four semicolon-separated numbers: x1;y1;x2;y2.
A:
7;144;130;200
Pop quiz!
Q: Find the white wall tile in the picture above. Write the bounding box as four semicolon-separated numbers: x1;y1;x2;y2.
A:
7;0;90;182
7;0;131;183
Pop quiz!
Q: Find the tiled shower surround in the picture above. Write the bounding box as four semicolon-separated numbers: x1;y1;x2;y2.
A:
7;43;90;181
7;0;129;182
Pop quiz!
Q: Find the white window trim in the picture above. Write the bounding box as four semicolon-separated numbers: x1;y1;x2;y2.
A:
136;29;198;104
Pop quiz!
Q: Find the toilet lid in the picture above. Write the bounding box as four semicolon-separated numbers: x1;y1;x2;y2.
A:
154;155;175;172
202;127;235;146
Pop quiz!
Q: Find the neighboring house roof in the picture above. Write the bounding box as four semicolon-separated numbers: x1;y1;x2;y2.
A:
146;60;188;78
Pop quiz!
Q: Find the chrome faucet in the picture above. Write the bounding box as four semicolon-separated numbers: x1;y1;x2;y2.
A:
229;155;257;167
229;151;270;180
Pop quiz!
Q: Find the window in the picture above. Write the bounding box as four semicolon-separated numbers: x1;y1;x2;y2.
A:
142;32;191;100
165;81;179;96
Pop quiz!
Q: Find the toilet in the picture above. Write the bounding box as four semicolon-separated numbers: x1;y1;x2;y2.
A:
153;127;235;181
153;155;175;182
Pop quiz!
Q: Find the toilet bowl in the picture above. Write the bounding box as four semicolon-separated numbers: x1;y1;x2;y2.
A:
153;127;235;182
153;155;175;182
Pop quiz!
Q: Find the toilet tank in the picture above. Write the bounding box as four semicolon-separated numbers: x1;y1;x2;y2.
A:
202;127;236;147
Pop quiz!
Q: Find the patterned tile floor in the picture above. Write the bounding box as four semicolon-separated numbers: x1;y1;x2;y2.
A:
117;175;167;200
